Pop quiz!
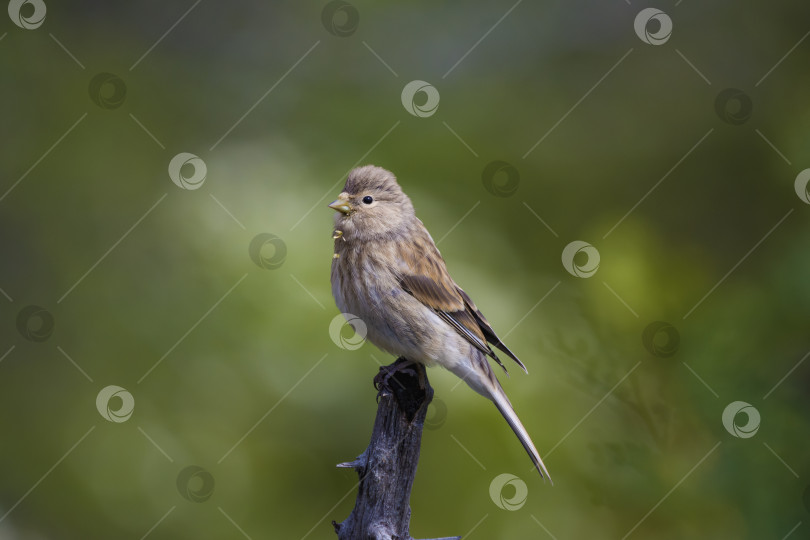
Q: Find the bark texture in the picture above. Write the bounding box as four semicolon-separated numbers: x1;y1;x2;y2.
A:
333;358;460;540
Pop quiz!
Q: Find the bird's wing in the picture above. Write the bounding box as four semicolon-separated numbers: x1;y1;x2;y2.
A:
395;228;523;374
457;287;527;373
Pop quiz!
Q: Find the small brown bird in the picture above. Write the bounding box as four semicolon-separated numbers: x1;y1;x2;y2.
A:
329;165;550;481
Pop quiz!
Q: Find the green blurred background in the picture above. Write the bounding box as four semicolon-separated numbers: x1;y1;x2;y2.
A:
1;1;809;538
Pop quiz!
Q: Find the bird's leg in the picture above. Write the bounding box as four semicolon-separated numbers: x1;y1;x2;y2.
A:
374;357;419;396
374;358;412;390
373;358;432;422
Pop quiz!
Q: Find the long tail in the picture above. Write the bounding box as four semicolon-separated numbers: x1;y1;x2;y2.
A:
488;382;552;483
446;355;552;482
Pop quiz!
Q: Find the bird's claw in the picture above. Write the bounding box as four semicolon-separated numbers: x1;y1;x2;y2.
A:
373;358;419;399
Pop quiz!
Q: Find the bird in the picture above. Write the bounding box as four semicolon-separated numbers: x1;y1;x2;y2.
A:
328;164;551;481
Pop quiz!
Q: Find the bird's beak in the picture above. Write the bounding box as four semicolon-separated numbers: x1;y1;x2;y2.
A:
328;196;352;215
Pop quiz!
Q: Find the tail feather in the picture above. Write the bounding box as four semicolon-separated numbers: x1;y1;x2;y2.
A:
489;384;552;483
445;352;552;482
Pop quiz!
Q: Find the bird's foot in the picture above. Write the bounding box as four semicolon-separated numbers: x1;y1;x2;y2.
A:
373;358;432;421
374;358;418;395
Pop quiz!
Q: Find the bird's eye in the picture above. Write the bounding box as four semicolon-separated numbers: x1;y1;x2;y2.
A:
362;195;373;205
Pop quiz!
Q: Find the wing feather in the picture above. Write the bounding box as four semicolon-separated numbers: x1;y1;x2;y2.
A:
394;227;525;374
457;288;527;373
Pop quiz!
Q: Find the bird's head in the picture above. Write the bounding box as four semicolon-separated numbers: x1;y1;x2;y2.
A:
328;165;415;241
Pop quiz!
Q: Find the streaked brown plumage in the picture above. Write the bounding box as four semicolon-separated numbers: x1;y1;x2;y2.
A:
329;165;550;481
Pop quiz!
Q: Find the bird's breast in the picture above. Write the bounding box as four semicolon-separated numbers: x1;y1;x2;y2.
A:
330;240;434;360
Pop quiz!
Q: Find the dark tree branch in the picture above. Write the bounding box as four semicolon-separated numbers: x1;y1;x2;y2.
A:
332;358;461;540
